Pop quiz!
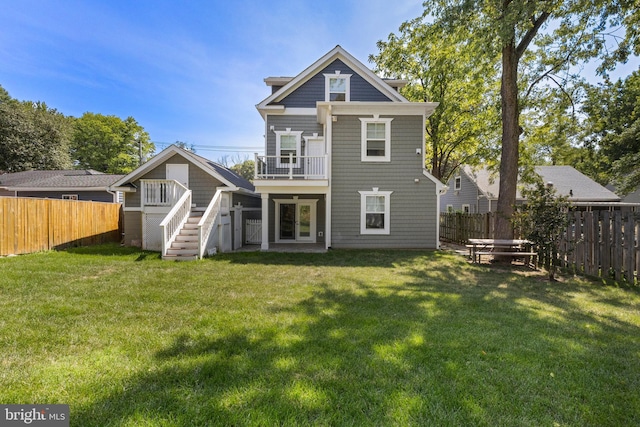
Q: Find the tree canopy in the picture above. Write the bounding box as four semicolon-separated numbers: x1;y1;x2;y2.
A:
71;113;154;174
383;0;639;238
0;87;73;172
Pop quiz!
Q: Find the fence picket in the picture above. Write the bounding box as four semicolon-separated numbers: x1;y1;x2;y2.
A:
440;210;638;285
0;197;122;256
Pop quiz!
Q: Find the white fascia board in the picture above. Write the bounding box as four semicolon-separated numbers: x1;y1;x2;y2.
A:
253;181;329;195
110;186;137;192
256;46;409;111
317;102;439;124
112;144;238;190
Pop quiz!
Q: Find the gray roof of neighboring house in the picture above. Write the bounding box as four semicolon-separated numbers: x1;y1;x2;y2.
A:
0;170;125;189
462;165;621;202
189;152;255;192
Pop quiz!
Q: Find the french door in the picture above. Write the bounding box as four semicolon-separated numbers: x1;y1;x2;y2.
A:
277;200;316;242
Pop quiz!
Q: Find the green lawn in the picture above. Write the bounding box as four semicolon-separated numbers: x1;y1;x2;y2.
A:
1;244;639;426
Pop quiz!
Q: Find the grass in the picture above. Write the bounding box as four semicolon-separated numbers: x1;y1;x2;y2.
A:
1;244;639;426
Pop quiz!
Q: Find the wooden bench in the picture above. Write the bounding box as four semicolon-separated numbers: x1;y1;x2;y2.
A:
475;251;538;267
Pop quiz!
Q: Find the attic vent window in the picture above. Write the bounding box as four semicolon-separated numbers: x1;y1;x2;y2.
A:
324;73;351;102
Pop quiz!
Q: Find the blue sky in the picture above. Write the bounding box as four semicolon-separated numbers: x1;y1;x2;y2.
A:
0;0;425;161
1;1;637;163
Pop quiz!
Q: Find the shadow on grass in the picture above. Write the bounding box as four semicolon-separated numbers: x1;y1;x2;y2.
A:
71;251;640;426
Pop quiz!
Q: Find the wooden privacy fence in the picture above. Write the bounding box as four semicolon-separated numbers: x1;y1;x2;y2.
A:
558;210;639;285
0;197;122;256
440;210;639;284
440;212;498;243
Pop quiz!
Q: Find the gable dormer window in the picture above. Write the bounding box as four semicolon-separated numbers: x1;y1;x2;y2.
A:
324;72;351;102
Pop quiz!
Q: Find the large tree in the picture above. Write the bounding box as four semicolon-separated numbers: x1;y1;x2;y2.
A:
371;18;500;182
0;87;73;172
72;113;153;174
422;0;638;239
581;68;640;195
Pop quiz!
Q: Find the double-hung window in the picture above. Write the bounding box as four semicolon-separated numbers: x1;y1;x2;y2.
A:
360;117;392;162
324;72;351;102
359;189;392;235
275;129;303;167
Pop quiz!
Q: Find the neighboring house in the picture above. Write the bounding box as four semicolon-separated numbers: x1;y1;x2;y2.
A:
441;165;622;213
0;169;124;202
254;45;444;250
111;145;259;260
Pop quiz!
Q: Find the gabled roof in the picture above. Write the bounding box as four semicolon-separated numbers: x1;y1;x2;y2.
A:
256;45;409;116
0;170;124;190
111;145;254;193
460;165;620;202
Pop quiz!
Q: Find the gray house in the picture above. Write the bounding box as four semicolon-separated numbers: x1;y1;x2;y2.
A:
441;165;621;213
0;169;124;202
254;45;445;250
111;145;259;260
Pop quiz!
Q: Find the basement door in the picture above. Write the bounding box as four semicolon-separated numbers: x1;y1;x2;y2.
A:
275;199;317;242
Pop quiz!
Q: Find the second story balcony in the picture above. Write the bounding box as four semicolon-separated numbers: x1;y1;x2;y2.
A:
254;154;328;181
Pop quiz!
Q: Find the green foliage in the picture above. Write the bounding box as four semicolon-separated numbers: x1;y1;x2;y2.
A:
2;246;640;425
174;140;196;152
230;159;255;182
0;92;73;172
581;68;640;194
514;179;571;280
371;18;501;182
72;113;154;173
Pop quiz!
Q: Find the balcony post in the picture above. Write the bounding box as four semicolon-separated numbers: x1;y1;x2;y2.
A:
289;153;293;179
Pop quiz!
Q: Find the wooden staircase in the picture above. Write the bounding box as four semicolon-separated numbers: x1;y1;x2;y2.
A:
162;209;203;261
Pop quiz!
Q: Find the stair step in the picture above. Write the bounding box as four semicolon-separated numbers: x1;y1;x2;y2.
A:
175;235;198;242
170;241;198;249
166;248;198;256
163;254;198;261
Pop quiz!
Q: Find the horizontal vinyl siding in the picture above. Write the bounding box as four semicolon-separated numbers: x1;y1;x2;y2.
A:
277;59;393;108
15;191;115;202
440;173;480;213
267;194;326;244
266;115;324;156
331;115;438;249
232;193;261;209
127;155;224;208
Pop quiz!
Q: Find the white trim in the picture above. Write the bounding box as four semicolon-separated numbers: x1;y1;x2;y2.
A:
256;46;409;119
358;189;393;235
275;129;303;168
360;117;392;162
462;204;471;213
274;198;318;243
110;144;242;191
317;102;438;124
454;176;461;191
324;72;351;102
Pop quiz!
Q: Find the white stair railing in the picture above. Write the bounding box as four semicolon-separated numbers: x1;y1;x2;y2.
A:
159;181;191;257
197;189;224;258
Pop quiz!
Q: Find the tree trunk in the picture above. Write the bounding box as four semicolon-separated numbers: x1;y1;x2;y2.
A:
495;40;520;240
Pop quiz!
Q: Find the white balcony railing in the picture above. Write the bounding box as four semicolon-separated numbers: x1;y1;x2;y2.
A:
254;154;327;180
141;179;187;207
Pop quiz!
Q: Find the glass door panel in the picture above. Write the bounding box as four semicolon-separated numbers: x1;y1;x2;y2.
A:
279;203;295;240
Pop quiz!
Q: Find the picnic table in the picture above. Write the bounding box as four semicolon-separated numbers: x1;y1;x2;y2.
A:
467;238;537;267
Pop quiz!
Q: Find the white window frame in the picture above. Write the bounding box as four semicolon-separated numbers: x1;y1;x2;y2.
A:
462;204;471;213
275;129;303;168
324;72;351;102
62;194;78;200
358;189;393;235
454;176;461;191
360;117;393;162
